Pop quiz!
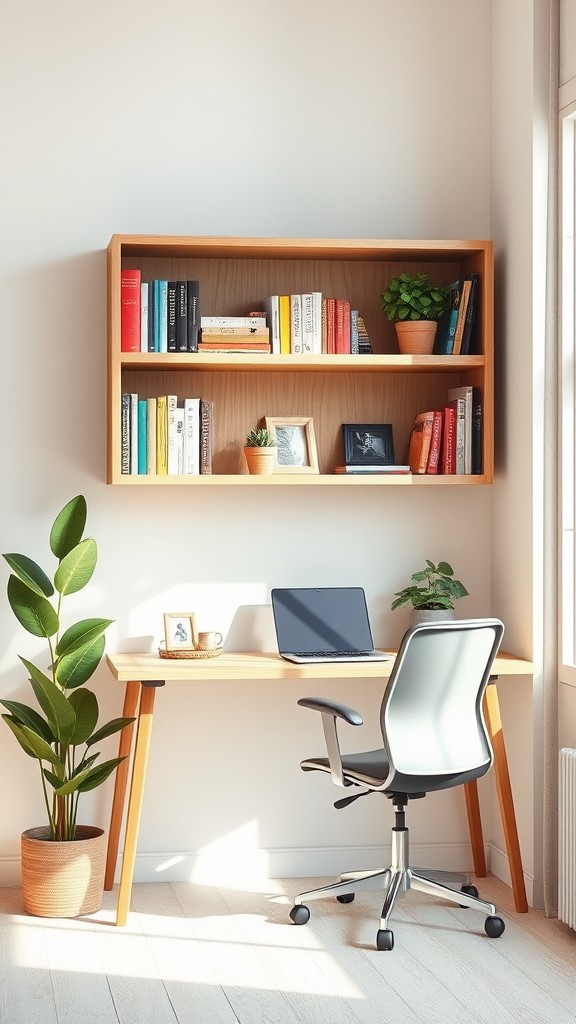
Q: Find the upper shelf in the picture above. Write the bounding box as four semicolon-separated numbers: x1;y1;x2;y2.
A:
120;352;486;373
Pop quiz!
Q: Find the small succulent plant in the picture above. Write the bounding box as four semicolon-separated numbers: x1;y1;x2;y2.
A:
245;427;276;448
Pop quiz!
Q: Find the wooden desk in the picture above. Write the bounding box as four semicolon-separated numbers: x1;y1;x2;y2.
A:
104;649;533;926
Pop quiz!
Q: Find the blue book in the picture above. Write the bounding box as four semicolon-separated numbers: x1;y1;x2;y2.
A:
137;400;147;474
434;280;461;354
158;280;168;352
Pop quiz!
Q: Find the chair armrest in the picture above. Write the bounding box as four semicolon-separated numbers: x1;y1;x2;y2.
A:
297;697;363;726
297;697;363;786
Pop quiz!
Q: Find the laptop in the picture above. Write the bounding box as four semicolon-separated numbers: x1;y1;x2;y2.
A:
271;587;390;664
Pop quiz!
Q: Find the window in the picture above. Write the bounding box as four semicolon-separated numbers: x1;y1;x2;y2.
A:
560;97;576;686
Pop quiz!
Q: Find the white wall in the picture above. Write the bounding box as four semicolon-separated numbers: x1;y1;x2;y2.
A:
0;0;502;887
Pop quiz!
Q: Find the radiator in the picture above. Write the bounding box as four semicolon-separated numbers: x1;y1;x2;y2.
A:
559;747;576;928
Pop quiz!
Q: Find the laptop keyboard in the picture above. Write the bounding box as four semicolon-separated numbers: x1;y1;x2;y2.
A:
292;651;369;658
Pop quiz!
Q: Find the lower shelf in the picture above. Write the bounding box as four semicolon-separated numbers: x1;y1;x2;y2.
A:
110;474;488;486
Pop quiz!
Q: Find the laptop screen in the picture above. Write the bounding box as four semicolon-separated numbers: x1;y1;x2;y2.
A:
271;587;376;654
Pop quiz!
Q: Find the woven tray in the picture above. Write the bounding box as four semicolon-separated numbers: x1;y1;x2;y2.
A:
158;646;222;660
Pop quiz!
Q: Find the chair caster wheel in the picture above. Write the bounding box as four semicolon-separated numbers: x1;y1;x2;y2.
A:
461;884;479;899
376;929;394;951
485;915;505;938
336;893;355;904
459;883;479;906
290;905;310;925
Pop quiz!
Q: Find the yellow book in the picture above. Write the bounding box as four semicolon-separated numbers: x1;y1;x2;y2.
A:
156;395;167;474
278;295;291;355
146;397;157;474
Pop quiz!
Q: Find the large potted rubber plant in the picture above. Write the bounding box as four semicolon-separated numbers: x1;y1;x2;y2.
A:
1;495;133;917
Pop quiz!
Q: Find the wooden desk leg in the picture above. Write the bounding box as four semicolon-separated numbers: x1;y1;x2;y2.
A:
115;684;157;927
464;780;487;877
484;684;529;913
104;680;141;891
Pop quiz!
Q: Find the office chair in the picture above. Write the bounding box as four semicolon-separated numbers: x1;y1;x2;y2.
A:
289;618;506;951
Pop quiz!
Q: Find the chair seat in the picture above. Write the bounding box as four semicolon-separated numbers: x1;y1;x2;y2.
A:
301;747;491;794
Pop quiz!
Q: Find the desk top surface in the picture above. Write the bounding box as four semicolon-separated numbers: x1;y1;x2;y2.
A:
106;650;534;682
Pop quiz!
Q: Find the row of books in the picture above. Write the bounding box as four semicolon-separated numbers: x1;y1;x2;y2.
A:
121;394;213;475
408;385;482;475
121;270;200;353
433;274;479;355
264;294;372;355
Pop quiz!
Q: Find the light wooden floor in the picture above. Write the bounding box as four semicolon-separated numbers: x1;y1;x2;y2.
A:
1;874;575;1023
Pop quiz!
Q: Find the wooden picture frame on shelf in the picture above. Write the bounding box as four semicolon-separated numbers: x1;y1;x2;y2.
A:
265;416;319;474
163;612;198;652
342;423;395;467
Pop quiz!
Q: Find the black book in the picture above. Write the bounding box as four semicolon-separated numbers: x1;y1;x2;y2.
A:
460;273;479;355
147;280;156;352
187;280;200;352
176;281;188;352
167;282;177;352
472;387;482;474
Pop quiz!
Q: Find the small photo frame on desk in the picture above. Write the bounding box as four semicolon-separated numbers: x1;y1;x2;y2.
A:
163;612;198;652
265;416;319;473
342;423;395;466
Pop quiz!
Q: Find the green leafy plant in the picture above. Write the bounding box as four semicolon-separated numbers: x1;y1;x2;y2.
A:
245;427;276;447
1;495;133;842
391;560;469;611
380;273;449;323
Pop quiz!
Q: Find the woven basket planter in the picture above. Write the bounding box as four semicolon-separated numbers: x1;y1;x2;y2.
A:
21;825;106;918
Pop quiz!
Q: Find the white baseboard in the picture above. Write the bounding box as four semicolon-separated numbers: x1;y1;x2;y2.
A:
0;843;536;908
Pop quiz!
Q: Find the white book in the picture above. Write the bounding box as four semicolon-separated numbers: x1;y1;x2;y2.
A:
448;385;473;473
301;293;314;354
311;292;322;354
175;408;185;474
200;316;265;328
262;296;280;354
290;294;302;354
140;283;149;353
183;398;200;474
130;393;138;474
146;397;157;474
166;395;179;474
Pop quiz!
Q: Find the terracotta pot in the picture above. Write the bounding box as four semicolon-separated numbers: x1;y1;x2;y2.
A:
21;825;106;918
409;608;455;626
395;320;437;355
243;446;277;475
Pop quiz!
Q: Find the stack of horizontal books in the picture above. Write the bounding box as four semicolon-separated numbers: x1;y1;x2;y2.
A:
198;316;270;353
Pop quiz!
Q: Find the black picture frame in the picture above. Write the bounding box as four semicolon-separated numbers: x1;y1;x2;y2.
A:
342;423;395;466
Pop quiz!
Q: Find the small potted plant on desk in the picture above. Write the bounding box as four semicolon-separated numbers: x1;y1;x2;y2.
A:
380;273;449;354
1;495;134;917
391;559;469;625
244;426;277;475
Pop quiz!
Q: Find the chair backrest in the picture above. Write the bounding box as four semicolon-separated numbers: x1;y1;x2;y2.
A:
380;618;504;791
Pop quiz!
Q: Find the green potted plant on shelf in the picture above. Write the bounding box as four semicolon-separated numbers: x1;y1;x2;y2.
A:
380;273;449;354
1;494;134;918
243;426;277;475
391;559;469;624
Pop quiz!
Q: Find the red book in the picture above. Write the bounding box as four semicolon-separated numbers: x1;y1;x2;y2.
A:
121;269;141;352
334;299;351;354
426;410;443;474
408;411;435;474
325;298;336;354
441;405;456;474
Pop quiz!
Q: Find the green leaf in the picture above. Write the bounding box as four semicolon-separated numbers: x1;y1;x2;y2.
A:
86;716;135;747
54;539;97;596
67;688;99;744
76;757;125;793
0;699;55;745
437;561;454;576
56;618;113;659
2;554;54;598
43;768;64;790
7;575;59;637
3;719;61;767
56;634;105;688
50;495;87;559
21;657;76;746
